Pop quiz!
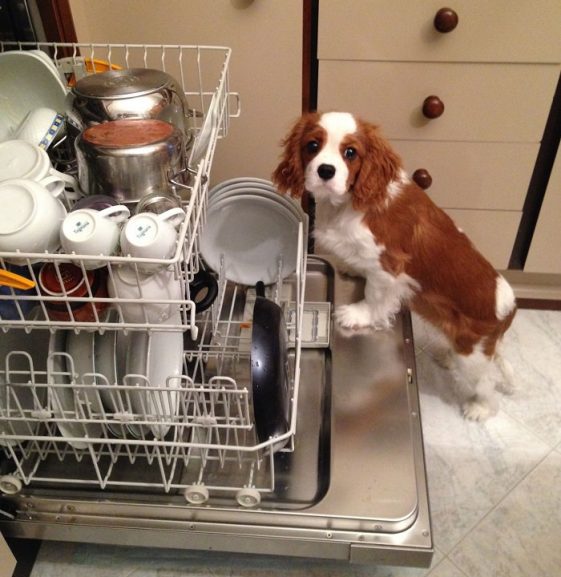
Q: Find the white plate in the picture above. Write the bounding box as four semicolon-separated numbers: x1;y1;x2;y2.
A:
94;309;127;438
208;183;307;225
209;177;274;197
125;313;184;439
200;194;301;286
0;51;67;141
66;330;106;435
48;331;98;449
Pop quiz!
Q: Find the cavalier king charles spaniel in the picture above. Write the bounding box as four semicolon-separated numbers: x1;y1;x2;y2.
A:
273;111;517;421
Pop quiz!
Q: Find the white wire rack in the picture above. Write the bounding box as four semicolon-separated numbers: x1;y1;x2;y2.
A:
0;42;308;505
0;42;240;337
0;224;306;505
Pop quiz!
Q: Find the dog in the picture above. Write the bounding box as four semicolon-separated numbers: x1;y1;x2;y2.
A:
272;111;517;421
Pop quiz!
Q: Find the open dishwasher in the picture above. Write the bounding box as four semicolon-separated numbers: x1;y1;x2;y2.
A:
0;42;432;567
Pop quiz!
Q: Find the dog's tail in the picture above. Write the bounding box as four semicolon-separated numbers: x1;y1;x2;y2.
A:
494;352;516;395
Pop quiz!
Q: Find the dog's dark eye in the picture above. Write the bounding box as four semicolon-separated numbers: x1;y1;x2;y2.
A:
344;147;357;160
306;140;319;154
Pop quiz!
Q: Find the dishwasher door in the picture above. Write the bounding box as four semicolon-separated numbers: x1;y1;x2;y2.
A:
0;256;432;567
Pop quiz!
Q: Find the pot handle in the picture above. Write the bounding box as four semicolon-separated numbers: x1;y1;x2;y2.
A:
168;166;208;197
255;281;266;298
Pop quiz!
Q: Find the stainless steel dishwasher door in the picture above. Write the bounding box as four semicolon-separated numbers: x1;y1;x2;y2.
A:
0;256;432;567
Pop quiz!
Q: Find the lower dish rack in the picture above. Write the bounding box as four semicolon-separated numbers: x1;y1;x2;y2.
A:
0;224;307;507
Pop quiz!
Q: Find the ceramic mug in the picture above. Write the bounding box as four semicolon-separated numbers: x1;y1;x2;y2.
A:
38;262;108;322
107;265;182;324
0;179;67;264
60;205;130;269
14;107;65;150
0;139;79;199
120;207;185;273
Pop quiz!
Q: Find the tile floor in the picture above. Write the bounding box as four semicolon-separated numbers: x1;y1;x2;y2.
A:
29;308;561;577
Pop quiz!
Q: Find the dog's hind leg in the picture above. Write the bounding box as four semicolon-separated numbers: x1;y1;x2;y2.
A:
449;348;499;421
494;349;516;395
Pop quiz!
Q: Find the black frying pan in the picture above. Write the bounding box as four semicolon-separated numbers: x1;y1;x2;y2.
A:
251;281;289;449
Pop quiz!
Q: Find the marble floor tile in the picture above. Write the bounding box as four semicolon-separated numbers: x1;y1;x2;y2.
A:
449;450;561;577
499;310;561;447
416;351;551;554
427;558;468;577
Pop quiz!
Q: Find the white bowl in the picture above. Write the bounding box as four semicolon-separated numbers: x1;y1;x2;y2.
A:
0;51;67;140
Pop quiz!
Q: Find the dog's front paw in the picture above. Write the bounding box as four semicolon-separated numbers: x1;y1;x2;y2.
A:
462;397;496;422
334;302;373;330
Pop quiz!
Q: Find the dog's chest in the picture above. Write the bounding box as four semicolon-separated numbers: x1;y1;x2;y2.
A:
314;204;385;275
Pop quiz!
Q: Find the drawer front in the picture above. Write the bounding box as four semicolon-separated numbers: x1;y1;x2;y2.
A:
525;153;561;274
394;141;538;211
444;209;521;269
319;0;561;64
318;61;559;142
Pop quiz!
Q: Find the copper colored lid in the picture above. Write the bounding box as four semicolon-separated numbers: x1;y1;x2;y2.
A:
83;119;175;148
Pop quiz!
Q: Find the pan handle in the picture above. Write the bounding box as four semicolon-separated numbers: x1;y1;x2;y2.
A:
255;281;266;298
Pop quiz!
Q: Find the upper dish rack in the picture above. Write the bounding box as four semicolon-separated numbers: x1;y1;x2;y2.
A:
0;42;239;337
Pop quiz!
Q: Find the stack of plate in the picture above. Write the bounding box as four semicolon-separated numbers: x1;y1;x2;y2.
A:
200;178;307;286
47;309;184;446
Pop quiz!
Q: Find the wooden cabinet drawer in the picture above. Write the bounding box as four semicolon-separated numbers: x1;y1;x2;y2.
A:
525;153;561;273
319;61;559;142
318;0;561;64
394;141;538;210
444;209;521;269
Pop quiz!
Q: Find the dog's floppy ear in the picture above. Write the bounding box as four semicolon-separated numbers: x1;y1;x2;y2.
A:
272;113;319;198
352;120;401;211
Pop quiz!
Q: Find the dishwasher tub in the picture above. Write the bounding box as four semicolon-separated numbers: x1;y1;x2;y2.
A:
0;257;433;567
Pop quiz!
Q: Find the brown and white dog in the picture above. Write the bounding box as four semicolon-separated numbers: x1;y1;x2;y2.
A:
273;111;517;420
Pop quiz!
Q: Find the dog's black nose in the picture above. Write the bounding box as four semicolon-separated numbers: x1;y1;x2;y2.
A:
317;164;336;181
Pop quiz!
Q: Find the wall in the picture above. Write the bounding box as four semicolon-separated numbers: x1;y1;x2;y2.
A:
68;0;303;184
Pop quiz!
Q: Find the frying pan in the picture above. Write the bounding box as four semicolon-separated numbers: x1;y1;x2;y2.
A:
251;281;290;450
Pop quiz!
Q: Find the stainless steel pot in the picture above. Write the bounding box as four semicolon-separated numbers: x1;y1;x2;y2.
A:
75;119;188;204
67;68;194;138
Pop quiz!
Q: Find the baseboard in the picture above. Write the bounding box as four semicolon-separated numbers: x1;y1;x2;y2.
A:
501;270;561;306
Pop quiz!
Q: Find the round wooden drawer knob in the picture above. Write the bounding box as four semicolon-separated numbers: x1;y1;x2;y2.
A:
422;95;445;119
412;169;432;190
434;7;459;33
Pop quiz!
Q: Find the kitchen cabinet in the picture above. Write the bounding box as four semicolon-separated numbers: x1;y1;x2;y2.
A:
67;0;302;184
525;150;561;273
317;0;561;270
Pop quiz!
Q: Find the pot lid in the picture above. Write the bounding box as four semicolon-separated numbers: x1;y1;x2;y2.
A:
73;68;174;99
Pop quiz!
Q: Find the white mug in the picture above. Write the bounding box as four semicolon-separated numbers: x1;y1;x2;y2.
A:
0;179;67;264
107;265;182;324
120;207;185;273
14;107;65;150
60;205;130;269
0;139;79;199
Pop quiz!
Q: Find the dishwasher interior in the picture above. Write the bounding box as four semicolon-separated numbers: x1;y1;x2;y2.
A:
0;42;432;567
